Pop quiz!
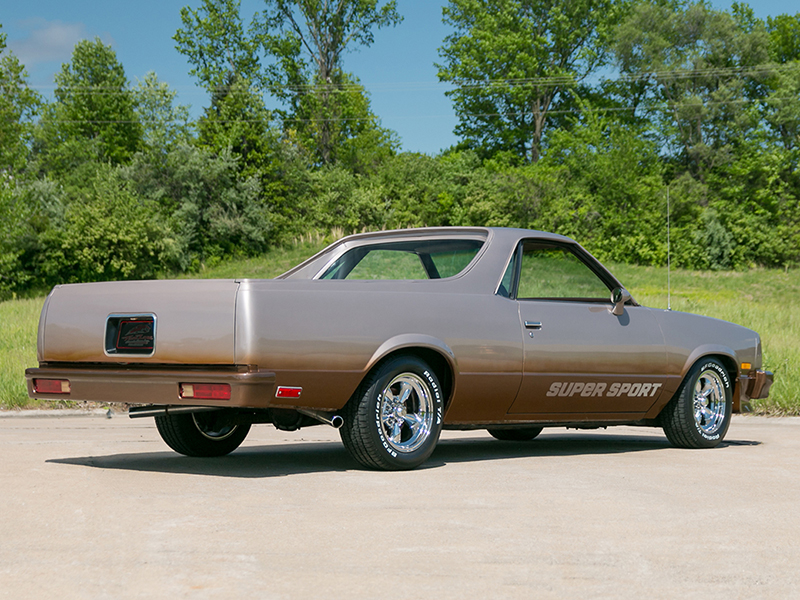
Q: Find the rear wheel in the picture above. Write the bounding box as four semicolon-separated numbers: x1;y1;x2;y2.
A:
661;358;732;448
340;355;444;470
155;411;251;457
487;426;543;441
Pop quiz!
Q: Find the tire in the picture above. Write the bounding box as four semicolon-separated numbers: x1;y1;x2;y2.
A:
487;426;543;441
661;358;732;449
340;355;444;470
155;411;251;457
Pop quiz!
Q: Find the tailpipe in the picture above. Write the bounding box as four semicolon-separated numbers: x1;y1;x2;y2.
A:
297;409;344;429
128;405;223;419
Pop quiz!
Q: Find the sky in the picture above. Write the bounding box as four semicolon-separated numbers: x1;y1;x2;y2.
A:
2;0;795;156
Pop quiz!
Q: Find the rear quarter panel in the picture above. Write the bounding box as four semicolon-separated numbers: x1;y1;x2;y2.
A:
235;279;523;415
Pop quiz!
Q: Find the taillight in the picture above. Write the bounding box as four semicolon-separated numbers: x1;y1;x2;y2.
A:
179;383;231;400
34;379;71;394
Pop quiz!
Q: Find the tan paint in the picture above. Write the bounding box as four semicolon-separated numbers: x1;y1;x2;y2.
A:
28;227;770;427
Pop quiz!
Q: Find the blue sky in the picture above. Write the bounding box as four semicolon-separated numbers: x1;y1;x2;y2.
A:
2;1;794;155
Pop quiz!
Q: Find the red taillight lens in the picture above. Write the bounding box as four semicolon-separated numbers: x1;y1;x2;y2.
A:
275;386;302;399
34;379;71;394
179;383;231;400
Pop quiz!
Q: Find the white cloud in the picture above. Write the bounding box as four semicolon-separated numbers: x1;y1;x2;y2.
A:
6;19;108;67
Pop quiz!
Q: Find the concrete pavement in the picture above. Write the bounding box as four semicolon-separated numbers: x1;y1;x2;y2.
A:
1;413;798;599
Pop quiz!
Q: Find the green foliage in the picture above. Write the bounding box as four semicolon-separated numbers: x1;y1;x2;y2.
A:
122;144;274;269
766;12;800;63
174;0;263;90
254;0;402;164
133;71;193;156
614;0;772;177
196;73;284;181
438;0;626;163
35;167;172;283
0;176;30;295
0;25;40;174
35;39;142;168
176;0;401;167
288;71;399;171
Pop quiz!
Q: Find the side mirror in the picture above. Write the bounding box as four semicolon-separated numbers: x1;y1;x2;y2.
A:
611;287;631;316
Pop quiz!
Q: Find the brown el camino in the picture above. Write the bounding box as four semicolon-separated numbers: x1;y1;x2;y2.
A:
26;227;773;470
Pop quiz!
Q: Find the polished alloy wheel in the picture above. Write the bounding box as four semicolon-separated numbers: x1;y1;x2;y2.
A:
192;412;238;441
379;373;434;453
693;368;727;435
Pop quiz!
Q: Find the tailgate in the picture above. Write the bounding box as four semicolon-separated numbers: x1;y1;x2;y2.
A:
40;280;240;364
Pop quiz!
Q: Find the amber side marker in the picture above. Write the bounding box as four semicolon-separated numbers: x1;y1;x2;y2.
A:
180;383;231;400
34;379;71;394
741;363;752;370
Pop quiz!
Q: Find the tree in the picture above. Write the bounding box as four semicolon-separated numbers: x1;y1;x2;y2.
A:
175;0;401;166
196;72;280;178
437;0;626;163
173;0;263;90
614;1;771;179
36;38;142;169
287;71;398;171
254;0;401;163
0;25;40;174
133;71;193;157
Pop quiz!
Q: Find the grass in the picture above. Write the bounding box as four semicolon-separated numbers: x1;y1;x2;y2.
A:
2;241;798;414
610;263;800;415
0;297;47;409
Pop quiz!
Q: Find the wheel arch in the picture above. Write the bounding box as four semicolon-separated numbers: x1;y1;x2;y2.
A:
364;335;458;411
651;348;740;421
681;345;739;383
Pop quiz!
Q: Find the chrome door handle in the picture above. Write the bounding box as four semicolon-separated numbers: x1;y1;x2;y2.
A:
524;321;543;330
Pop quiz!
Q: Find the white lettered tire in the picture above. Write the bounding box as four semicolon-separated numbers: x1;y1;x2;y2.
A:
340;355;444;470
661;357;732;448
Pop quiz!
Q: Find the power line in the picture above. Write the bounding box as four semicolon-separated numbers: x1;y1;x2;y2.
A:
49;94;800;125
25;62;800;94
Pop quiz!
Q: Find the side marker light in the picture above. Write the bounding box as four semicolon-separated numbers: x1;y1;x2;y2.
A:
276;386;302;399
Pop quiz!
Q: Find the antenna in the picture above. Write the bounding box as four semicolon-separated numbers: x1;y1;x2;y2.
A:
667;185;671;311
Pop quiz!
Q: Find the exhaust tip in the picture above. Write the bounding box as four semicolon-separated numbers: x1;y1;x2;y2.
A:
330;415;344;429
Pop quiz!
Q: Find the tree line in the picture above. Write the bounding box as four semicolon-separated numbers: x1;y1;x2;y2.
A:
1;0;800;298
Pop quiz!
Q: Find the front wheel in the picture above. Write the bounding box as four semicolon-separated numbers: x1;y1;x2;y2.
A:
155;411;251;457
661;358;732;449
340;355;444;470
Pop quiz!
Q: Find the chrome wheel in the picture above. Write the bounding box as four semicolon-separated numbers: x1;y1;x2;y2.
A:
378;373;435;453
693;368;727;435
192;412;238;441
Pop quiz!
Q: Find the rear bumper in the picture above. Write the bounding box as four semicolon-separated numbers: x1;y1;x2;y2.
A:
26;364;276;409
737;369;774;412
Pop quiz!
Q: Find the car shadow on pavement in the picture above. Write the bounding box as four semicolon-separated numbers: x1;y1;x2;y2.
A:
47;441;356;478
46;432;761;477
428;432;761;468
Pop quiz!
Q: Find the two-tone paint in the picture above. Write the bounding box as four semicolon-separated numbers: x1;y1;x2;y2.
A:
26;227;771;429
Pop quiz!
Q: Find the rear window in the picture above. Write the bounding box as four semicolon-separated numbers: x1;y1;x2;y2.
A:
319;239;484;280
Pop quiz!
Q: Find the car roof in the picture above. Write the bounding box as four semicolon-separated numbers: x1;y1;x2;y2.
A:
279;226;580;281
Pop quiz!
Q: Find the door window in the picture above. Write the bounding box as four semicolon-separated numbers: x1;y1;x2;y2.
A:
517;242;611;301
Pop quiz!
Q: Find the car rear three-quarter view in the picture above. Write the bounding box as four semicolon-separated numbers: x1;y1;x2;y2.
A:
26;227;774;470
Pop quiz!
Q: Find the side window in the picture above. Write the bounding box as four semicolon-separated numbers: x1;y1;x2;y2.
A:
319;239;485;280
497;251;517;298
346;250;427;280
517;242;610;300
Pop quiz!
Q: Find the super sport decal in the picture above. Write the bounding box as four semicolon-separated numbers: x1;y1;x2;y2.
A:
546;382;663;398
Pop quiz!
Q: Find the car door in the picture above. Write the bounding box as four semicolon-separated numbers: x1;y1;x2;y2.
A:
506;240;669;417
